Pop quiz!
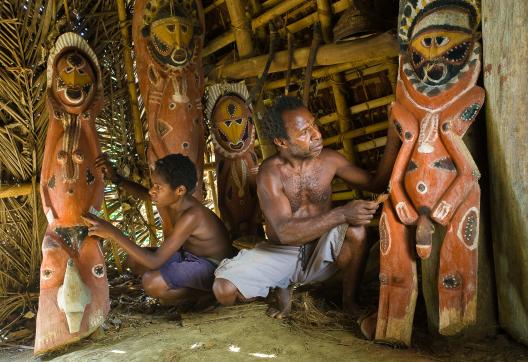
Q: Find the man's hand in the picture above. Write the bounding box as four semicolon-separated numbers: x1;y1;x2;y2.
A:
82;213;122;240
342;200;379;226
95;154;120;183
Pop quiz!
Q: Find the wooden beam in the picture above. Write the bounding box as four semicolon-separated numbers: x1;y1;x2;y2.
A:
319;95;394;125
226;0;254;58
0;183;33;199
323;121;389;146
208;32;399;81
205;0;225;14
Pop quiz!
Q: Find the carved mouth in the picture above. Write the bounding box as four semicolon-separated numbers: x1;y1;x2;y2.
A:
171;48;188;64
229;142;244;150
65;88;83;102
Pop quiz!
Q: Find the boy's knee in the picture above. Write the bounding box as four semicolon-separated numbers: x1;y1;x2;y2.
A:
346;225;367;246
142;271;163;298
212;278;238;306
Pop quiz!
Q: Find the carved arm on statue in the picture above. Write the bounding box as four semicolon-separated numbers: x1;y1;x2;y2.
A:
83;114;104;210
388;102;419;225
432;124;480;226
40;106;59;222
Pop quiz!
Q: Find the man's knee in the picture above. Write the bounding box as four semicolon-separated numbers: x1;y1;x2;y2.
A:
212;278;239;306
336;226;368;269
142;271;165;298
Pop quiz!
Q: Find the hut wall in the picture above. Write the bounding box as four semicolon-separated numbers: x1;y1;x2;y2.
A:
482;0;528;345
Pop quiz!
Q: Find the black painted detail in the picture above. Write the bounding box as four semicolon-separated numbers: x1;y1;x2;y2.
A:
462;210;478;246
407;160;418;172
404;131;413;140
433;157;456;171
86;169;95;184
379;273;388;284
54;226;88;252
417;206;431;215
442;274;461;289
461;103;480;121
417;183;426;192
442;122;450;132
394;121;403;137
218;159;225;173
48;175;56;189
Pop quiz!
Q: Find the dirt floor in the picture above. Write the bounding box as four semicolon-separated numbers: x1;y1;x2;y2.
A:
2;285;528;361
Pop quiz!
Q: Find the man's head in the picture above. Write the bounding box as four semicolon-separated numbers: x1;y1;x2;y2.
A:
266;96;322;158
149;154;197;205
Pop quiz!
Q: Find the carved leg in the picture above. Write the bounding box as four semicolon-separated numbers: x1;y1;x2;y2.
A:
375;200;418;347
438;186;480;335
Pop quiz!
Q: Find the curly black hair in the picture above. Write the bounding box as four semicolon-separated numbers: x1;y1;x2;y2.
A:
154;154;197;194
265;96;305;140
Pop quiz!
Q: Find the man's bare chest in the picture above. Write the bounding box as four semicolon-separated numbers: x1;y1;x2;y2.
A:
280;165;332;213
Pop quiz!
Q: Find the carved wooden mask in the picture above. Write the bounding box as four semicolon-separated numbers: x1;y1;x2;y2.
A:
212;95;254;155
35;33;108;355
52;51;96;109
141;0;200;69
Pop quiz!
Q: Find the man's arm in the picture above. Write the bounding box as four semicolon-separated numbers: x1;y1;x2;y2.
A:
84;211;197;270
94;154;150;201
257;165;377;246
334;120;401;193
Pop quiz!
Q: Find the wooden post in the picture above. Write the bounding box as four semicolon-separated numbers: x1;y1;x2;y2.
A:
207;32;399;81
116;0;157;246
483;0;528;344
226;0;254;58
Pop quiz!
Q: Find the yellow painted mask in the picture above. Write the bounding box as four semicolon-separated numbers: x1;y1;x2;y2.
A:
149;15;194;66
212;96;253;153
53;51;96;107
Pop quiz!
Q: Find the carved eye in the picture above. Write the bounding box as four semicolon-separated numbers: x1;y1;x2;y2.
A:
181;24;188;33
224;120;232;127
78;68;85;75
436;36;449;46
42;269;54;280
65;66;74;73
235;118;243;125
421;37;432;47
92;264;105;278
167;24;175;32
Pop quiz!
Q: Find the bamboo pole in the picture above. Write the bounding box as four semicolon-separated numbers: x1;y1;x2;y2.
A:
226;0;254;58
208;32;398;81
323;121;389;146
204;0;306;56
0;183;33;198
356;136;387;152
319;95;394;125
315;62;395;90
205;149;220;216
278;0;349;38
262;0;282;10
205;0;225;14
317;0;333;43
116;0;157;246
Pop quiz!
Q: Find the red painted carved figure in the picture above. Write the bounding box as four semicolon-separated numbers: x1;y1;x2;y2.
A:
35;33;108;355
132;0;205;221
205;83;260;240
375;0;484;346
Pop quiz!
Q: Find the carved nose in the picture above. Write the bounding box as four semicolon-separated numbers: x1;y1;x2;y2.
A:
57;258;92;333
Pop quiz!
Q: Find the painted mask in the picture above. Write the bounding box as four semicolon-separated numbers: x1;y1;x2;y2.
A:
212;95;254;153
53;51;96;108
142;1;196;68
408;8;474;85
34;232;109;354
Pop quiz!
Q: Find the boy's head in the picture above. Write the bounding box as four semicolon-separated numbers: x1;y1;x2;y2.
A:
153;154;197;194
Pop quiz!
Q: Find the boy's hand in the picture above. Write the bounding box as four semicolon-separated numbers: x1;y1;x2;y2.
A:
82;213;122;240
95;154;120;183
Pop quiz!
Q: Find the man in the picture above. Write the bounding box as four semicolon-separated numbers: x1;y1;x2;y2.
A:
83;154;232;307
213;96;400;320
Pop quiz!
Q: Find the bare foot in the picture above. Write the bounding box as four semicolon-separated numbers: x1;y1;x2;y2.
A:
266;287;293;319
358;310;377;340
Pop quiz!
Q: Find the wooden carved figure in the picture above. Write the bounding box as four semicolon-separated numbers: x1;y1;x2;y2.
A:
132;0;205;210
376;0;484;345
205;82;260;240
35;33;108;355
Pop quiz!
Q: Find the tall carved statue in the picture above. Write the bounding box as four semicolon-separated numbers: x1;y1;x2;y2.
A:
35;33;108;355
132;0;205;212
376;0;484;346
205;82;260;240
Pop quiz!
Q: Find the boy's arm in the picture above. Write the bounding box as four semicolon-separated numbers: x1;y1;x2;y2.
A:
83;212;197;270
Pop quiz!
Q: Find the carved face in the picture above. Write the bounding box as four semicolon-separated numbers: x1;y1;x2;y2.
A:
53;51;96;107
212;96;253;152
408;9;474;85
34;232;109;354
148;15;194;67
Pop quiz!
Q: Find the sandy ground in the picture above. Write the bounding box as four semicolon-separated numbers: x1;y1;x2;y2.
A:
2;299;527;362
